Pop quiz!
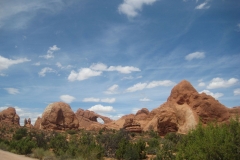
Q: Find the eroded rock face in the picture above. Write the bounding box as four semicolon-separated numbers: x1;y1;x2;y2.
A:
156;80;230;135
34;117;42;129
40;102;79;130
0;107;20;126
75;109;112;130
24;118;33;128
123;118;142;133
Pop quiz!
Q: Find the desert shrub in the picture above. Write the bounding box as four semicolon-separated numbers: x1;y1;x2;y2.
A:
49;133;68;156
176;119;240;160
66;129;77;135
146;138;160;155
13;127;28;140
154;138;176;160
10;136;37;154
32;148;45;159
164;132;183;144
0;142;9;151
97;129;130;158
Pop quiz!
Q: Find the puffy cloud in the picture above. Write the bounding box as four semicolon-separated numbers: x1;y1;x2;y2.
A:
234;88;240;96
126;80;175;92
83;97;116;103
33;62;41;66
139;98;151;101
146;80;176;88
107;65;140;74
198;82;205;87
118;0;157;17
195;2;210;9
83;98;100;102
207;77;238;89
4;88;20;95
60;95;75;103
88;104;115;114
38;67;56;77
68;68;102;81
185;52;205;61
126;82;147;92
40;45;60;59
56;62;72;69
200;90;223;99
90;63;108;71
104;84;119;94
101;98;116;103
0;55;30;71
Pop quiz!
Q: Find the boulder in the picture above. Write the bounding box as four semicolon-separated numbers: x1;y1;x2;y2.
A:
34;117;42;129
40;102;79;130
0;107;20;126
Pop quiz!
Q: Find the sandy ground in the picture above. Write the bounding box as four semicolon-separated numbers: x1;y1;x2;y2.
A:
0;150;37;160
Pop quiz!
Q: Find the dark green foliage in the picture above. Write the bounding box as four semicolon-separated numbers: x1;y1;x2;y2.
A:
49;133;68;156
146;138;160;155
176;119;240;160
13;127;27;140
10;136;37;154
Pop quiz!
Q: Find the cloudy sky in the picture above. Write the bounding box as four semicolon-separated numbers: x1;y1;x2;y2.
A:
0;0;239;125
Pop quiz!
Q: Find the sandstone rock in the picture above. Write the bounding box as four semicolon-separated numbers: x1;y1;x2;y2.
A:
0;107;20;126
24;118;33;128
75;109;112;130
40;102;79;130
34;117;42;129
123;118;142;132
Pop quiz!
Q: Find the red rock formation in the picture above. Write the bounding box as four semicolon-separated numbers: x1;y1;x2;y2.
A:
34;117;42;129
75;109;112;130
24;118;33;128
0;107;20;126
40;102;79;130
123;118;142;132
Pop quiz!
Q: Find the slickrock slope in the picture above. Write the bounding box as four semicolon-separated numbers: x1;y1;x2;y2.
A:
38;102;79;130
75;109;112;130
0;107;20;126
106;80;231;135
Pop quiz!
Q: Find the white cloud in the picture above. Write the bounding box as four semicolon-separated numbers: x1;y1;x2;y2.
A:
0;73;7;77
107;65;140;74
0;55;30;71
198;82;205;87
83;98;100;102
146;80;176;88
207;77;239;89
83;97;116;103
101;98;116;103
60;95;75;103
104;84;119;94
139;98;151;101
200;90;223;99
90;63;108;71
195;2;210;9
126;80;175;92
4;88;20;95
126;82;147;92
88;104;115;114
185;52;205;61
234;88;240;96
38;67;56;77
0;106;42;126
56;62;72;69
40;45;60;59
68;68;102;81
33;62;41;66
118;0;157;17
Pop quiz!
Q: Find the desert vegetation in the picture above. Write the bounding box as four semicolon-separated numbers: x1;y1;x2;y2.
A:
0;118;240;160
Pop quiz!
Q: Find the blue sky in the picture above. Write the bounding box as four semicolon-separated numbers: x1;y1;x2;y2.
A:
0;0;240;125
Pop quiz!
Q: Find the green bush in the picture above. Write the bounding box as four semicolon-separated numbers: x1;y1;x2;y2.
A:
176;119;240;160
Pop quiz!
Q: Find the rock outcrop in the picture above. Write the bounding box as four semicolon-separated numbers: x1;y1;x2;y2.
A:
75;109;112;130
105;80;232;135
0;107;20;126
24;118;33;128
39;102;79;130
34;117;42;129
123;118;142;132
